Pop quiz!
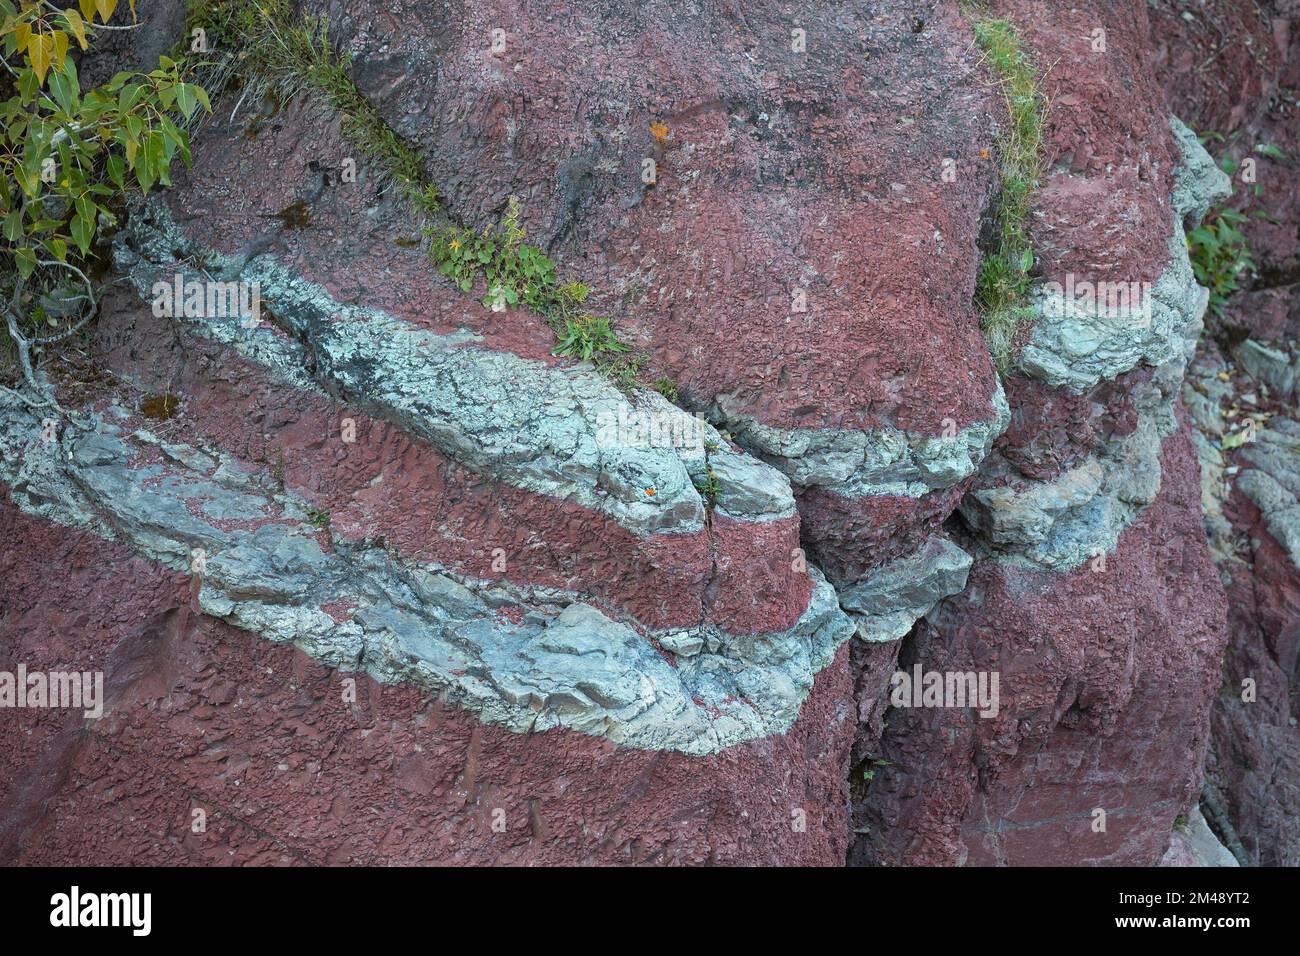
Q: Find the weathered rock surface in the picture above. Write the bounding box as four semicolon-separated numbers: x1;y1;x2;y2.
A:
0;0;1281;866
851;420;1228;865
0;493;855;864
848;0;1236;866
1153;0;1300;866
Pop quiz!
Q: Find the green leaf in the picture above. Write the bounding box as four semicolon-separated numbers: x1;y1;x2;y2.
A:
146;129;167;185
49;61;79;115
2;207;23;241
70;208;92;252
134;150;155;193
1221;429;1249;451
118;82;144;115
15;245;36;279
175;83;197;120
17;66;37;104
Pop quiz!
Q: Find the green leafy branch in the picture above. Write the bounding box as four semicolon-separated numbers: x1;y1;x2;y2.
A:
2;0;209;410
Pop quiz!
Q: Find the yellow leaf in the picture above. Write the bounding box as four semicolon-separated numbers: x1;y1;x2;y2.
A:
63;9;87;49
78;0;94;22
94;0;116;25
51;29;68;71
124;135;137;167
29;33;53;85
14;21;30;53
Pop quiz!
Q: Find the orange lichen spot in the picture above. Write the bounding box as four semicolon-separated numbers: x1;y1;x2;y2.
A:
650;121;669;147
645;487;656;497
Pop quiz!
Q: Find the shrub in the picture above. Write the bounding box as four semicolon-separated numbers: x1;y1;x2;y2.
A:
1;0;208;401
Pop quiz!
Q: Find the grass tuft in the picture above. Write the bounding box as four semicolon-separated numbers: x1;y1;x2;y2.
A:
968;17;1047;375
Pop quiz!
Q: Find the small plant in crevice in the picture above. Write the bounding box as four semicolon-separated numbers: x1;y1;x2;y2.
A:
693;437;724;507
430;198;638;369
966;15;1047;376
850;757;891;799
693;466;721;504
1188;206;1256;319
552;314;628;363
650;376;679;403
304;506;331;530
598;352;645;393
1184;135;1274;320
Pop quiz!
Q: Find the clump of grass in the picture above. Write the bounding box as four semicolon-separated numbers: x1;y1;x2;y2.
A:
968;17;1046;374
598;353;645;393
552;315;629;362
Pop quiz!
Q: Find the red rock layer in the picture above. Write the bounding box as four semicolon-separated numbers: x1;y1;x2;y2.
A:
311;0;1004;436
0;490;853;865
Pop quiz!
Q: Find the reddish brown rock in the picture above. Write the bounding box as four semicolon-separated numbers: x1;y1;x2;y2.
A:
0;492;853;865
0;0;1262;868
851;423;1228;865
1151;0;1300;865
315;0;1004;437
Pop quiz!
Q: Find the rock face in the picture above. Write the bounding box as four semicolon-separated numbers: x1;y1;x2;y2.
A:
1151;0;1300;866
0;0;1283;865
